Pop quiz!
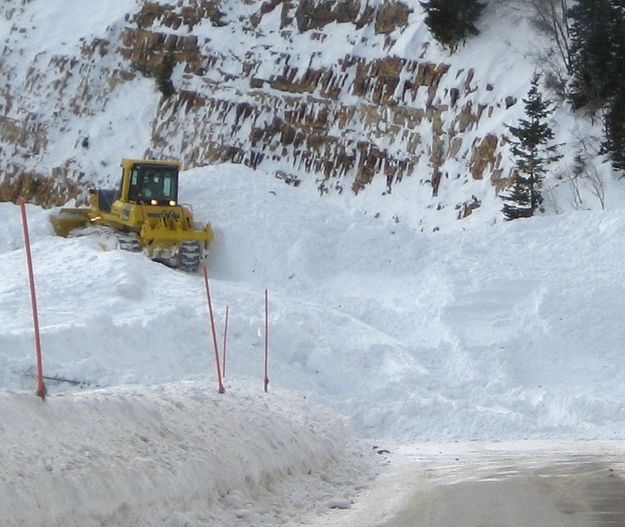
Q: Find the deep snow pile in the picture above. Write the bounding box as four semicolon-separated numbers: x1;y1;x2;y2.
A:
0;383;366;526
2;164;625;442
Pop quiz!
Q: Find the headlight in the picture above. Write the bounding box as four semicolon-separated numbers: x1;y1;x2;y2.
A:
169;200;176;206
150;199;158;206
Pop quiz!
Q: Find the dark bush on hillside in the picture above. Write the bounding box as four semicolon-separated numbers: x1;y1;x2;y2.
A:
420;0;486;51
156;53;176;98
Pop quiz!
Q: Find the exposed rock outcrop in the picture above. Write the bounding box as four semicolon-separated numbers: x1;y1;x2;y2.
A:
0;0;517;222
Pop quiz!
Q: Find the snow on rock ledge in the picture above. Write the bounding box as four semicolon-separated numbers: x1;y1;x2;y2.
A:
0;382;369;526
0;0;556;228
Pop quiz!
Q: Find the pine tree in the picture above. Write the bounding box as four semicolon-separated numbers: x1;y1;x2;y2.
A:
603;89;625;172
568;0;619;110
420;0;486;50
501;176;533;219
601;6;625;172
501;74;562;220
568;1;625;173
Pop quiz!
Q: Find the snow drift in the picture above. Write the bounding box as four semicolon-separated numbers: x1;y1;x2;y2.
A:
3;165;625;443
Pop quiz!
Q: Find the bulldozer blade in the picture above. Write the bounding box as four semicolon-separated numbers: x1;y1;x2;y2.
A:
50;208;90;237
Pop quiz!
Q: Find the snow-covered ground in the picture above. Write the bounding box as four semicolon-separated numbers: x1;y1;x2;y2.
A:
2;164;625;524
3;0;625;523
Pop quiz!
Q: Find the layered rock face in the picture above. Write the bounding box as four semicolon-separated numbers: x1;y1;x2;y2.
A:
0;0;522;224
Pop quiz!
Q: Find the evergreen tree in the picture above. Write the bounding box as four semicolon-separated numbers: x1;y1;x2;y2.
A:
501;175;534;219
568;0;625;173
601;6;625;172
568;0;617;110
603;89;625;172
420;0;486;50
502;74;562;220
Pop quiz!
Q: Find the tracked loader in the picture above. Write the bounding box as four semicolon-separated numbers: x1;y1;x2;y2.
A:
50;159;213;272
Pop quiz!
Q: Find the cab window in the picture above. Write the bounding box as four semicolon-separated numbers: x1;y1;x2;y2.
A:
128;165;178;204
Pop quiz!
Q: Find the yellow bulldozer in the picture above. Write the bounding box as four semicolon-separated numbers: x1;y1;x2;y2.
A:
51;158;213;272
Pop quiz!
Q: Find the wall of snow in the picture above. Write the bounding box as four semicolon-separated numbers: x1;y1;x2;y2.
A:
0;382;368;526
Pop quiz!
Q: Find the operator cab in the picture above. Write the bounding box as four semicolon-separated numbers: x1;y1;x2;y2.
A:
126;163;179;206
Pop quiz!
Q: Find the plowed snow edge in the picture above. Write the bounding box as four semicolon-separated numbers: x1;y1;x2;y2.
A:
0;382;371;526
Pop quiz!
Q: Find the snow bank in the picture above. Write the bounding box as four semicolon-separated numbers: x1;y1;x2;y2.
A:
0;382;369;527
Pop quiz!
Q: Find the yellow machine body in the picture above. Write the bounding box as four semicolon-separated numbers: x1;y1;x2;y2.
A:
51;159;213;271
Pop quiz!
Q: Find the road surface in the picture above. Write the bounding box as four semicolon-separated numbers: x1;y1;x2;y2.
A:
307;441;625;527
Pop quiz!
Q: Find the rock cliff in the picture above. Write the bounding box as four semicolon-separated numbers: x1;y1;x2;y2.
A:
0;0;542;227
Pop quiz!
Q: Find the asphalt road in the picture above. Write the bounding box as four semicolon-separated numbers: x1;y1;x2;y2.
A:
382;458;625;526
306;442;625;527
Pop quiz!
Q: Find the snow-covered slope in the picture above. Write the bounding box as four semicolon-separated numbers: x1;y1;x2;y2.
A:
3;164;625;442
1;0;614;227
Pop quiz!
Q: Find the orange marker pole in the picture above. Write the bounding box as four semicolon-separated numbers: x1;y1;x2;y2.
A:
203;267;225;394
19;199;46;401
222;305;229;380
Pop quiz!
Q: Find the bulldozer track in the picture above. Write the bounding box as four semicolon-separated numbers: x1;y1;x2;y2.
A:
68;226;203;272
116;232;142;253
178;241;203;272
